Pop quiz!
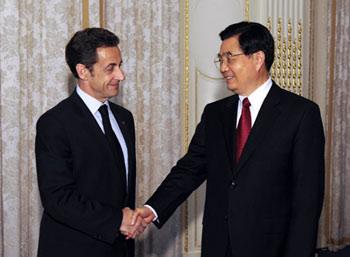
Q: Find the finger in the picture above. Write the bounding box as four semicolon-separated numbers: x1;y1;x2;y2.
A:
123;207;130;211
130;217;143;235
130;227;143;239
120;224;127;234
121;229;131;240
127;216;142;233
128;222;143;239
126;232;133;240
131;209;141;225
124;228;134;240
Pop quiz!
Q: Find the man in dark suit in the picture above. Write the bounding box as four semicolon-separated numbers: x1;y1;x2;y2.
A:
132;22;325;257
35;28;144;257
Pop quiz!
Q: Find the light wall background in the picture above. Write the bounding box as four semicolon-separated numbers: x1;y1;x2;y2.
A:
0;0;349;256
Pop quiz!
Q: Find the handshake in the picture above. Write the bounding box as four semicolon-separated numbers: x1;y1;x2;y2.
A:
120;206;156;239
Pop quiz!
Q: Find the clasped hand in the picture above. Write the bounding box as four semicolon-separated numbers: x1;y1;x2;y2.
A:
120;207;155;239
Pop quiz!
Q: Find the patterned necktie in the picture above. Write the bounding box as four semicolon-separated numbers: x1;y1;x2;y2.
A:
236;98;251;163
98;104;126;172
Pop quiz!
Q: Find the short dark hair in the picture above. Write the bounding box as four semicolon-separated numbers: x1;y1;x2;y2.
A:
219;21;275;71
65;28;120;78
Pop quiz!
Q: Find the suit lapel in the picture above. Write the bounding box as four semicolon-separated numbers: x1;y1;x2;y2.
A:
70;91;107;141
235;83;282;174
221;95;239;172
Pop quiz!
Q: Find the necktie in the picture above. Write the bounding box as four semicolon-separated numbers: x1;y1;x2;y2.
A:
236;98;251;162
98;104;126;173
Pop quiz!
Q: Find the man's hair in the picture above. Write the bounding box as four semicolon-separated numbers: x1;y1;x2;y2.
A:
219;21;275;71
65;28;120;78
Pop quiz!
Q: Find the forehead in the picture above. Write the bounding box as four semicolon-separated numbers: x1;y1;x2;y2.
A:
96;46;122;64
219;36;241;54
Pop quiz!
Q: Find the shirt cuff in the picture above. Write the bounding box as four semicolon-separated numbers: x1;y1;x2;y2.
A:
144;204;158;221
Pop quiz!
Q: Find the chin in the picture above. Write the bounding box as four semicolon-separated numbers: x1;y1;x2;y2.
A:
108;88;119;96
226;83;238;92
109;92;119;98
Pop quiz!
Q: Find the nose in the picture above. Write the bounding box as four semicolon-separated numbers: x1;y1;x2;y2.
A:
114;66;125;81
220;60;229;73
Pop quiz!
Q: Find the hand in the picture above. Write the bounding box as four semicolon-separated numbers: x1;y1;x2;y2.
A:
131;206;155;226
120;207;147;239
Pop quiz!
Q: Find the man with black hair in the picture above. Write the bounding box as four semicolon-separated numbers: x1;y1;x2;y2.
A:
133;21;325;257
36;28;144;257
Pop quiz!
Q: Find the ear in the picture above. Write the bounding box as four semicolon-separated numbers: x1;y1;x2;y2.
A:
253;51;266;71
76;64;90;80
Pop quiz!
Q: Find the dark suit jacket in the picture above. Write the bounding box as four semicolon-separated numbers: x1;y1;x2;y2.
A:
146;83;325;257
35;91;136;257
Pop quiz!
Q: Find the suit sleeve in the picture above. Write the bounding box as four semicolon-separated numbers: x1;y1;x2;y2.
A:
284;103;325;257
35;113;122;244
146;108;208;228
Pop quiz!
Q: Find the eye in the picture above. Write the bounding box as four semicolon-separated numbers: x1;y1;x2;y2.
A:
226;51;233;58
105;65;115;73
214;57;222;64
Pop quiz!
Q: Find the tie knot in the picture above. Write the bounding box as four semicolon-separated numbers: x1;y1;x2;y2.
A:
98;104;108;116
242;98;250;108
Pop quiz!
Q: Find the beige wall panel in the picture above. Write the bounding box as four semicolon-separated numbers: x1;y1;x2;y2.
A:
88;0;101;27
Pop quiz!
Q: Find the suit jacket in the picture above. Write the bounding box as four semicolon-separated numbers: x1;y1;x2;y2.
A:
35;91;136;257
146;83;325;257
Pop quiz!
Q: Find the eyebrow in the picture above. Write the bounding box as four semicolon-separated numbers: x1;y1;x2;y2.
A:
217;51;233;57
104;60;123;70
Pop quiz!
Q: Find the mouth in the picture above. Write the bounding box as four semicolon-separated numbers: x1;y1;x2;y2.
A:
108;83;119;88
224;76;234;81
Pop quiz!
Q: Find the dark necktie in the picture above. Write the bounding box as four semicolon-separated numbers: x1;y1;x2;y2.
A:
236;98;251;163
98;104;126;173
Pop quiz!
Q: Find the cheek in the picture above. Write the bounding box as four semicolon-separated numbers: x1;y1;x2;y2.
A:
101;76;111;86
231;63;244;76
237;63;253;78
106;75;115;82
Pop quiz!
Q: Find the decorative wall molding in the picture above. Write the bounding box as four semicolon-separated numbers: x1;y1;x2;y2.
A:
99;0;105;28
82;0;89;28
82;0;106;28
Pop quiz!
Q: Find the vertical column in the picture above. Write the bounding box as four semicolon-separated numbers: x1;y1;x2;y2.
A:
82;0;89;28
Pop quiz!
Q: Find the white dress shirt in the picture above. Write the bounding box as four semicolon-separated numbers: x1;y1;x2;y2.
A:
76;85;129;183
236;77;273;128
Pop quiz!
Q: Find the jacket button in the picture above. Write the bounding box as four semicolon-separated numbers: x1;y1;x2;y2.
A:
230;181;236;188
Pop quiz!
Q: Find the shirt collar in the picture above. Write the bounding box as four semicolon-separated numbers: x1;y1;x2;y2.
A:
76;85;109;115
238;77;272;107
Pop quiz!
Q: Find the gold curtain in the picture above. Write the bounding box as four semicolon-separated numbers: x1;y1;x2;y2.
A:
0;0;181;256
0;1;81;256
